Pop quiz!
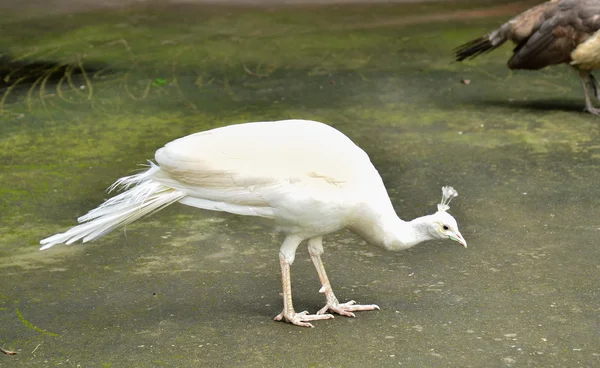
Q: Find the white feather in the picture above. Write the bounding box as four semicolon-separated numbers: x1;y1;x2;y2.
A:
40;163;186;250
40;119;466;251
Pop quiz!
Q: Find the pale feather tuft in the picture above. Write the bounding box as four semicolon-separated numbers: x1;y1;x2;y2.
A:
40;163;185;250
437;186;458;212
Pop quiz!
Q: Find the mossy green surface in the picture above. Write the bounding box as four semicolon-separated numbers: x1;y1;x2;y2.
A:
1;1;599;366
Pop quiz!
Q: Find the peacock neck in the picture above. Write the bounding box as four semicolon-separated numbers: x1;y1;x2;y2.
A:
349;209;435;251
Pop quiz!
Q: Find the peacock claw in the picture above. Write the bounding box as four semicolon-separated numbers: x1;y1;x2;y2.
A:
317;300;380;317
274;310;334;328
585;106;600;115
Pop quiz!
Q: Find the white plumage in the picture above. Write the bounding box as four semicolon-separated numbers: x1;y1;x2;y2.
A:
41;119;466;327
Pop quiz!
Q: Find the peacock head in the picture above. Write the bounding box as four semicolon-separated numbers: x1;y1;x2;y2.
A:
428;186;467;248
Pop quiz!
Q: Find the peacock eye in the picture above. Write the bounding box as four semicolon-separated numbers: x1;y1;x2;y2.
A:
443;225;449;231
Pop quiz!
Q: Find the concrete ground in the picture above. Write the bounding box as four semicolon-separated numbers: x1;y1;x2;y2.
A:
0;0;599;366
0;0;460;17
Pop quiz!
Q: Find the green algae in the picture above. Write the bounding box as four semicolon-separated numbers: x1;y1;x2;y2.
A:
15;307;60;337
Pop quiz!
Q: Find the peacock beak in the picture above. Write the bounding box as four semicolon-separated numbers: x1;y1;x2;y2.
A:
450;230;467;248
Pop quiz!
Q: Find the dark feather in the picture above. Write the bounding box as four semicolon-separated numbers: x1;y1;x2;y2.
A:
508;22;580;70
454;36;496;62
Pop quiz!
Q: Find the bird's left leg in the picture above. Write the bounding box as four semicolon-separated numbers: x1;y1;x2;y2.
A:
308;237;380;317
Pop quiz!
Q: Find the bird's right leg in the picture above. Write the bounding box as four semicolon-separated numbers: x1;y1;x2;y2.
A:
589;73;599;100
578;70;600;115
274;235;334;328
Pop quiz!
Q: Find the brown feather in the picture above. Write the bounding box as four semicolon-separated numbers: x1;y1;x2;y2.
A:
455;0;600;114
454;36;495;61
455;0;600;70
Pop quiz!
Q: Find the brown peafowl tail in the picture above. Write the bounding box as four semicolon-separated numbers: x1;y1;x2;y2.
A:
454;36;497;62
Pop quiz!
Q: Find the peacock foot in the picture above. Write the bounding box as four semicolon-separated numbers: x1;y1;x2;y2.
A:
585;105;600;115
274;309;334;328
317;300;380;318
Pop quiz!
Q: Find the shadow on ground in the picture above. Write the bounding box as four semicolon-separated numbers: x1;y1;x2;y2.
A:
473;99;586;113
1;0;599;367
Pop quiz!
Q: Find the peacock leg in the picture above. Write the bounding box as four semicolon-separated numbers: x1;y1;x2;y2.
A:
578;70;600;115
308;237;380;317
590;73;600;100
274;235;334;327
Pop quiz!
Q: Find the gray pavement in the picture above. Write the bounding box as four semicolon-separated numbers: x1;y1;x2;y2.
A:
0;0;598;366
